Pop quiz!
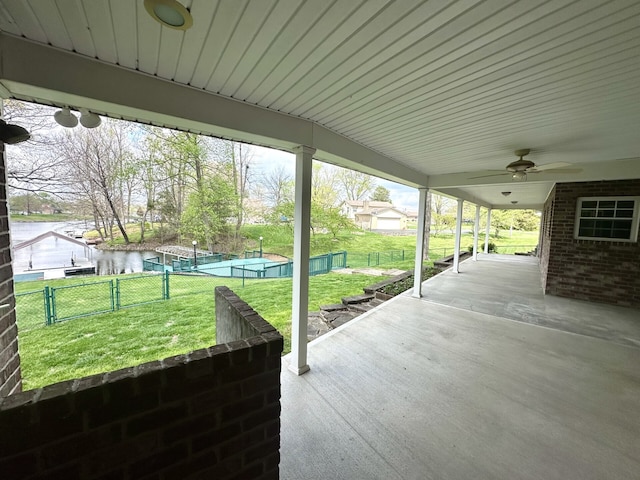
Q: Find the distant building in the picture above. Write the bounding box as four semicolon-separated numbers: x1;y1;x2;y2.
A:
341;200;408;230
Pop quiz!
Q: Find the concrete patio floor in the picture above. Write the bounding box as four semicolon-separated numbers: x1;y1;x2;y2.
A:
280;255;640;479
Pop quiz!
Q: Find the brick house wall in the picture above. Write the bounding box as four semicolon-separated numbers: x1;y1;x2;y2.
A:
0;144;21;397
0;287;283;479
540;180;640;307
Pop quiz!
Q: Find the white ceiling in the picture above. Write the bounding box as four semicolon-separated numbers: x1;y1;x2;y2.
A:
0;0;639;209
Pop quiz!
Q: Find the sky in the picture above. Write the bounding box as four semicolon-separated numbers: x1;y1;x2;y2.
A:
250;145;420;212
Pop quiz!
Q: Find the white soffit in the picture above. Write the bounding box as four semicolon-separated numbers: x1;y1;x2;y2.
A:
0;0;638;202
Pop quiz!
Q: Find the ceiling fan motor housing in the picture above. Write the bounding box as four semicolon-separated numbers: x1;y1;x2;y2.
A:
507;158;536;172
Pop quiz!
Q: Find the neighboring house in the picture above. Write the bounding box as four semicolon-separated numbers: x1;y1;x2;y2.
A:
342;200;408;230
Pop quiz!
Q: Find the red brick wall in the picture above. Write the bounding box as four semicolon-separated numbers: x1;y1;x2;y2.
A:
542;180;640;307
0;289;283;479
0;145;21;397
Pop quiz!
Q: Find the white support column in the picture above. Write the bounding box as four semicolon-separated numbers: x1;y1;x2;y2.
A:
290;145;315;376
473;205;481;261
484;208;492;253
452;199;464;273
412;187;428;298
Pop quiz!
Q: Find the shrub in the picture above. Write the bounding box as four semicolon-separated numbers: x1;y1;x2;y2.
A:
467;242;497;253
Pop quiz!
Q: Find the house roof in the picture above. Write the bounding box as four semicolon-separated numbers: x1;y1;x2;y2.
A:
357;206;407;217
345;200;394;209
0;1;638;208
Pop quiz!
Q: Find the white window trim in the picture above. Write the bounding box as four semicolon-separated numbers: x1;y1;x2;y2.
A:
574;196;640;242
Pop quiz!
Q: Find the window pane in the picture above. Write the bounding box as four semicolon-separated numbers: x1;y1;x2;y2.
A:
581;209;596;217
617;201;635;208
613;220;632;230
578;227;594;237
595;220;614;229
599;201;616;208
580;219;595;228
582;201;597;208
611;229;631;239
597;209;615;218
594;228;612;237
617;209;634;218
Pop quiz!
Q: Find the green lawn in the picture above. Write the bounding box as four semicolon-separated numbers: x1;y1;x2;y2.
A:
17;272;379;390
10;213;79;222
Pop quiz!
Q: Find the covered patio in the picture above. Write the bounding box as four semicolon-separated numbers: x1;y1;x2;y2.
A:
281;255;640;479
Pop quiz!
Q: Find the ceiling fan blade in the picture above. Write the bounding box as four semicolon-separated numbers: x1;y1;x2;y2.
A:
468;172;508;179
528;168;582;174
530;162;572;171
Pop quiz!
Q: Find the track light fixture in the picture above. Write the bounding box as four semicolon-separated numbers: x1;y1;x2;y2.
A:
0;119;31;144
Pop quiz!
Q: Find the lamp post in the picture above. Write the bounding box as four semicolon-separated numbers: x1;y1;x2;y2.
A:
259;236;263;258
192;240;197;268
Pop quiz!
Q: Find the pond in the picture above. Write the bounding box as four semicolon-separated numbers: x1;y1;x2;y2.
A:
10;221;156;276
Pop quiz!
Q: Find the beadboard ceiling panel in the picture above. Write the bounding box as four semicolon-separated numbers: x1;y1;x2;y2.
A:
0;0;638;207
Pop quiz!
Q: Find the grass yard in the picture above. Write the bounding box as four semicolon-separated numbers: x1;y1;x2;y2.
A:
242;225;539;259
17;272;380;390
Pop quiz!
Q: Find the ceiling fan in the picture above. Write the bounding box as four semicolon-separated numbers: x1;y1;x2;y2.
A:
470;149;580;181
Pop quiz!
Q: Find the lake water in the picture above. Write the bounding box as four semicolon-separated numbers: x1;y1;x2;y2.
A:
10;221;156;276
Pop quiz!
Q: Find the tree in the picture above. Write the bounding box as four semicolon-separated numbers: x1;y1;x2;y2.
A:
371;185;391;203
336;167;375;201
59;120;132;243
260;164;293;208
431;194;456;236
3;100;74;194
180;173;237;250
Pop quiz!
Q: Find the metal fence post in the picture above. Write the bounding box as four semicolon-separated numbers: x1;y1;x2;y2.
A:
44;286;52;325
115;279;121;310
165;270;170;299
109;280;115;312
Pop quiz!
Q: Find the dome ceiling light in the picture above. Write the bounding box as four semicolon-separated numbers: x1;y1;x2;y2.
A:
144;0;193;30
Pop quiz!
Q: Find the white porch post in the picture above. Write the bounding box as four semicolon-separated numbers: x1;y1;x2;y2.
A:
473;204;481;261
452;199;464;273
290;145;315;376
412;187;428;298
484;208;492;253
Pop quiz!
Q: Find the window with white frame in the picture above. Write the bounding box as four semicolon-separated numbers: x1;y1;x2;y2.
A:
574;197;640;242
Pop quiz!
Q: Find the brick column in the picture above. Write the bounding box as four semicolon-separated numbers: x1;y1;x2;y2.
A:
0;141;21;396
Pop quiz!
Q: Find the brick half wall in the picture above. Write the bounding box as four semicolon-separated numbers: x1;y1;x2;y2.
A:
543;180;640;307
0;288;283;480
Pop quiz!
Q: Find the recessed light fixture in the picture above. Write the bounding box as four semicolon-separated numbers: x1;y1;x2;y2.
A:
144;0;193;30
501;191;511;197
511;200;518;204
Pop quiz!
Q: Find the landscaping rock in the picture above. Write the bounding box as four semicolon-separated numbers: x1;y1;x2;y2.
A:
320;303;348;312
342;293;375;305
